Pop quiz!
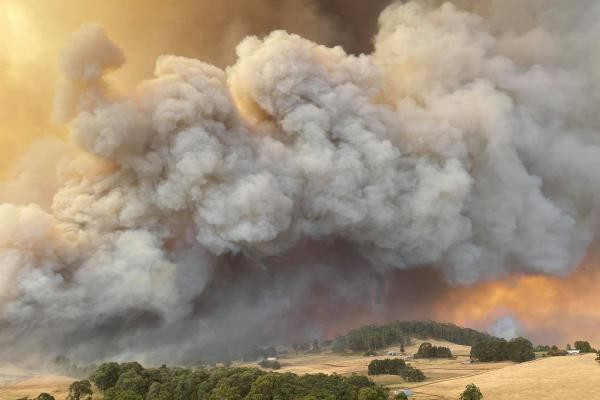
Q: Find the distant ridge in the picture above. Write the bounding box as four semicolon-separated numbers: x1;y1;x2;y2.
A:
335;320;494;351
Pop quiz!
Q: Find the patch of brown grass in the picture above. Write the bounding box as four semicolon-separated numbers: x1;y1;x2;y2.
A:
412;354;600;400
0;374;73;400
238;337;509;381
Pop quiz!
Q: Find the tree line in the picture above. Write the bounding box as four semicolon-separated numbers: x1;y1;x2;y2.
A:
573;341;596;353
333;320;493;352
470;337;535;362
78;361;389;400
536;340;597;357
21;365;485;400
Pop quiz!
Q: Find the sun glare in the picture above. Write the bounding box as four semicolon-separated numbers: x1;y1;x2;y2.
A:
1;1;40;66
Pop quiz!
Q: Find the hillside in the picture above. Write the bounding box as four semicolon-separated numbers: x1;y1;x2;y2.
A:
243;340;600;399
412;353;600;400
3;341;600;399
243;338;512;387
335;320;494;352
0;374;72;400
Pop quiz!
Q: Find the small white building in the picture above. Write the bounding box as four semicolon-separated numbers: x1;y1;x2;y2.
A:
393;389;413;397
567;350;581;355
267;357;278;361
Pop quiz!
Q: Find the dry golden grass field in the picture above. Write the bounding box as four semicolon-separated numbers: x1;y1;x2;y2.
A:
240;338;513;384
0;366;72;400
241;338;600;399
410;353;600;400
2;339;600;400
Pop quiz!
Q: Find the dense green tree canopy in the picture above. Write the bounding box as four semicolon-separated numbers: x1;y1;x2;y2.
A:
341;321;492;351
90;362;121;391
113;370;149;396
368;359;406;375
506;337;535;362
67;380;93;400
415;342;453;358
89;363;387;400
109;391;143;400
357;387;387;400
367;359;425;382
471;337;534;363
574;341;594;353
402;367;425;382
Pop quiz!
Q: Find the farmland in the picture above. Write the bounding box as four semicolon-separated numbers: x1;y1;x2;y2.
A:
2;339;599;399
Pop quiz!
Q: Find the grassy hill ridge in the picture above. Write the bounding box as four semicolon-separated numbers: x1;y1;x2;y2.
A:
334;320;494;352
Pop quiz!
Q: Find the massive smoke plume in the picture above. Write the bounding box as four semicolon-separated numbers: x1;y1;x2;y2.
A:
0;0;389;171
1;0;599;363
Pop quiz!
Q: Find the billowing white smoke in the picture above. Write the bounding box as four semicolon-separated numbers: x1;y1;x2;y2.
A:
1;0;599;362
489;316;522;340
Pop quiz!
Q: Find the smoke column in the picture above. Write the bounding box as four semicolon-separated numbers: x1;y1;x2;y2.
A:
1;0;599;363
0;0;390;172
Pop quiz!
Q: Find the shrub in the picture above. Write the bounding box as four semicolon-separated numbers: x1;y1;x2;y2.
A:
368;359;425;382
36;394;55;400
471;337;534;363
460;383;483;400
574;341;595;353
414;342;453;358
546;345;567;357
401;366;425;382
67;380;93;400
368;359;406;375
364;350;377;357
258;359;282;370
357;387;387;400
394;392;408;400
